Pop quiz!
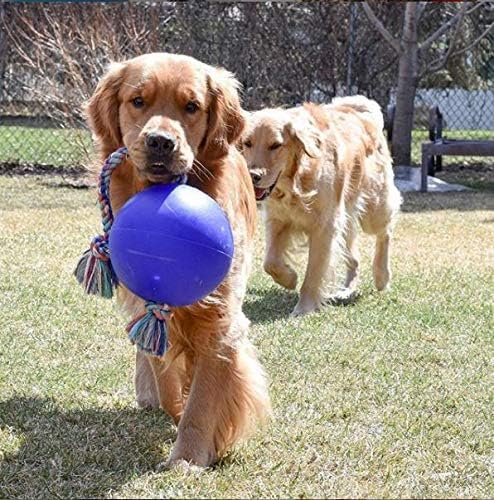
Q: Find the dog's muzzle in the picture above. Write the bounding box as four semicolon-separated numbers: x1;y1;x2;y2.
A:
252;172;281;201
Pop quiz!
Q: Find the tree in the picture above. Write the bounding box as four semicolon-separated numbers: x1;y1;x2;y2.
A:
0;4;6;96
362;0;494;166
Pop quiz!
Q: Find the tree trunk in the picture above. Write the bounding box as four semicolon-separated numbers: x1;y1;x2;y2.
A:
0;5;7;97
392;3;420;166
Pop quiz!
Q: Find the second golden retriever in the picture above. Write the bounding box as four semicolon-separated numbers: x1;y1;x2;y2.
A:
242;96;402;316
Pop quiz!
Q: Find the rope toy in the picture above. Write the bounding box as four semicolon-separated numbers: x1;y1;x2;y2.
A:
74;147;127;298
74;147;186;357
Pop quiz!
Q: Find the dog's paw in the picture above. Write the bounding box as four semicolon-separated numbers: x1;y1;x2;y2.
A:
290;297;321;317
135;392;161;410
326;288;359;306
265;262;297;290
373;269;391;291
161;458;208;473
167;434;217;469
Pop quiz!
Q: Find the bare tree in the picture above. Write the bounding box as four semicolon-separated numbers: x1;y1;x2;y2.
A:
0;4;7;96
2;4;172;124
362;0;494;166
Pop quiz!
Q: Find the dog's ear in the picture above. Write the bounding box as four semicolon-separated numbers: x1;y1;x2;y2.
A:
285;117;322;159
200;68;245;158
84;62;125;153
235;109;252;151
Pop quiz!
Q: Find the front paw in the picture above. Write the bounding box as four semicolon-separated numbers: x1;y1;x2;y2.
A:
166;428;217;468
163;457;209;472
264;262;297;290
290;295;321;316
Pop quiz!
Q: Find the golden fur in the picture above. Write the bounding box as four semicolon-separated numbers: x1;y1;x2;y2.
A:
85;53;270;467
241;96;402;316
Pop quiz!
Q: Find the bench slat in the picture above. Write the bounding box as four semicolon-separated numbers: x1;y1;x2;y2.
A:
425;140;494;156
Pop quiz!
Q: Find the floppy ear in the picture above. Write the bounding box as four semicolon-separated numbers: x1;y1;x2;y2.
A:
285;118;322;159
84;62;125;153
236;109;252;151
200;68;245;158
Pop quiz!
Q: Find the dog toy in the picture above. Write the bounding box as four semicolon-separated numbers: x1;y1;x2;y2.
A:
75;147;234;356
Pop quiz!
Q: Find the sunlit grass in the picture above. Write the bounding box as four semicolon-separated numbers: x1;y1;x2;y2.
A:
0;125;91;166
0;174;493;498
0;125;492;169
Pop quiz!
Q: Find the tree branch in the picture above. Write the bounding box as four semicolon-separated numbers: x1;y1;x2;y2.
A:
422;20;494;77
417;1;428;22
361;2;400;54
420;3;465;78
420;0;484;52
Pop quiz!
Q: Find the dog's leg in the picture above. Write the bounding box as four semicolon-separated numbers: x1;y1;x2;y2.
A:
167;322;269;468
147;355;185;424
329;219;360;304
135;350;160;409
373;230;391;291
292;223;335;316
264;219;297;290
343;219;360;291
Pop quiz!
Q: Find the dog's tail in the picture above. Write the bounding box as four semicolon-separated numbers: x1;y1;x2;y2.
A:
328;95;384;132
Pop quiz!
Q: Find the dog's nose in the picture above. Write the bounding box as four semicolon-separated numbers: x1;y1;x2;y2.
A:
250;172;262;185
146;132;176;156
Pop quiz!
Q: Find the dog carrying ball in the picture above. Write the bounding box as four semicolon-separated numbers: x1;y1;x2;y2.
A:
109;183;234;306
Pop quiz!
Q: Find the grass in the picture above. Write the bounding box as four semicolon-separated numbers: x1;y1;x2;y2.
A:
0;125;91;166
0;173;493;498
0;125;492;168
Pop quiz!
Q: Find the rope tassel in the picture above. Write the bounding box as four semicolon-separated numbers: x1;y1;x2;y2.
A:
127;302;171;357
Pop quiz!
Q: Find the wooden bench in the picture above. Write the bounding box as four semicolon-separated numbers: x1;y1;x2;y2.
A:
387;104;494;192
420;106;494;192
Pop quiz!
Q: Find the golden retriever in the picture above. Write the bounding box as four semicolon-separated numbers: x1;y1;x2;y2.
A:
241;96;402;316
85;53;270;468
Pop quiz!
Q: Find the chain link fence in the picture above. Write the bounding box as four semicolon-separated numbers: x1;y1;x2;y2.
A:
0;1;493;169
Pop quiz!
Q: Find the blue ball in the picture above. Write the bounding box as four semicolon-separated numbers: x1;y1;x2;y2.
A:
109;183;234;306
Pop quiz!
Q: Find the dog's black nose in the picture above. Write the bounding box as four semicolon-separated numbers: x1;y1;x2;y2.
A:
146;132;176;156
250;172;262;185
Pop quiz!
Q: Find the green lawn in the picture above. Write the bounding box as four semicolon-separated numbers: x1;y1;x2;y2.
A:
0;125;91;166
0;174;493;498
0;125;492;168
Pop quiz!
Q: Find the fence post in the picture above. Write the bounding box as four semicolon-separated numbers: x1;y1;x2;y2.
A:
421;143;429;192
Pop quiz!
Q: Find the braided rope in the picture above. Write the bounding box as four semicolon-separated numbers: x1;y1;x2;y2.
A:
90;146;129;258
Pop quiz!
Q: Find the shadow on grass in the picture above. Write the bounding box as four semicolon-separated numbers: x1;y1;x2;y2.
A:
0;396;175;498
40;178;93;190
401;190;494;213
244;285;298;324
244;285;364;324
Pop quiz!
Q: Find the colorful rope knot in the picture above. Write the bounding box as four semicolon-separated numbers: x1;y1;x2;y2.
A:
146;302;172;321
127;301;172;357
90;234;110;261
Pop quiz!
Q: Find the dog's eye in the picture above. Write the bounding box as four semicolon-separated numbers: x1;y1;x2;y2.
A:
185;101;199;114
269;142;282;151
132;97;145;109
244;140;252;148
